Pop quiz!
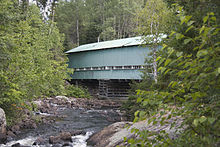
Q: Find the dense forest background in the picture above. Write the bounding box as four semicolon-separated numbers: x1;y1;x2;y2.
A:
54;0;144;50
0;0;219;146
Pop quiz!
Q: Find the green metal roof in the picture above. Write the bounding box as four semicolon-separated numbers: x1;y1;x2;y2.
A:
66;35;166;54
66;36;143;53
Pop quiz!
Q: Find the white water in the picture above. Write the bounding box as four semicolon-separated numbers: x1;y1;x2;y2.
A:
1;132;93;147
71;131;93;147
2;136;38;147
1;107;119;147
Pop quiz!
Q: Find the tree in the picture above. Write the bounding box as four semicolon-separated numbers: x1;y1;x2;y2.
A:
54;0;144;50
0;0;68;123
136;0;175;83
125;1;220;146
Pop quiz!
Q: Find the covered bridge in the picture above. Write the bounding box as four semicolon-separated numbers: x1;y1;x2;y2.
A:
66;36;152;98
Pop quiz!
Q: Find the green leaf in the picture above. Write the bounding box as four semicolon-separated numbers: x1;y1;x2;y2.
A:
164;59;171;67
193;119;199;127
187;21;195;26
184;38;192;44
168;48;174;57
156;56;161;62
209;12;214;15
171;81;178;88
200;26;205;34
185;16;192;23
169;31;176;37
176;51;183;57
210;16;216;21
139;111;146;118
196;50;208;58
218;68;220;73
164;69;171;75
160;67;166;74
208;117;215;124
181;16;192;25
134;111;140;117
203;16;209;23
199;116;207;123
158;58;166;66
176;33;184;40
137;97;142;103
180;16;185;25
168;81;173;87
185;25;193;33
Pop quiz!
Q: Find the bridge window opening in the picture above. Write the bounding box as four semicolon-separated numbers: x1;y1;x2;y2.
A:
74;65;147;72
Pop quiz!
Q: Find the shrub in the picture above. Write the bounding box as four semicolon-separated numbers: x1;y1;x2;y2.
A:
65;84;91;98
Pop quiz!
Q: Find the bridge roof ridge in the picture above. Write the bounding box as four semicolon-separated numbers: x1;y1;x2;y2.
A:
65;36;143;54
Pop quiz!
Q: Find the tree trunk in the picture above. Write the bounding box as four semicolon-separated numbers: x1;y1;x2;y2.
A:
150;18;158;83
76;19;79;46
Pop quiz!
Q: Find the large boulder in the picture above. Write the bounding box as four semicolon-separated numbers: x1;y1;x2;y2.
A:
87;121;132;147
87;112;184;147
0;108;7;143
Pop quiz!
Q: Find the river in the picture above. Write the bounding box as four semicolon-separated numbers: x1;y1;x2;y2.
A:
2;106;120;147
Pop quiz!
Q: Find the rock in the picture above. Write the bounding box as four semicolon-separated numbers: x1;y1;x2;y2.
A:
31;123;37;129
70;130;86;136
55;96;70;102
49;132;72;144
52;144;62;147
7;131;16;137
11;143;31;147
11;125;20;134
87;113;184;147
49;136;61;144
59;132;72;142
0;108;7;143
62;142;73;147
33;137;46;145
87;121;132;147
6;136;13;142
11;143;21;147
32;100;42;108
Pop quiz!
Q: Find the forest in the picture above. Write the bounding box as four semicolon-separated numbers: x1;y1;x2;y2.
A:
0;0;219;146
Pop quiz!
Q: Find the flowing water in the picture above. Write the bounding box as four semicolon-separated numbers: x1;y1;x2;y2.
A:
2;107;120;147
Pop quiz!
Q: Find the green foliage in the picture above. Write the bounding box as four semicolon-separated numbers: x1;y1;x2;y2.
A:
136;0;175;37
55;0;144;50
125;4;220;146
65;84;91;98
0;0;69;123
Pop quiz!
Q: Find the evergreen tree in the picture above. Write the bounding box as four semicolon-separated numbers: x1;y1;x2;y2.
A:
0;0;68;122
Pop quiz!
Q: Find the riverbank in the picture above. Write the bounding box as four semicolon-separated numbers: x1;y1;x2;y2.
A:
1;96;126;146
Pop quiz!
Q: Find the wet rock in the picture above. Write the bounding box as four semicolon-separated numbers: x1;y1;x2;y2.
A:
49;132;72;144
11;125;20;134
70;130;86;136
11;143;31;147
49;136;61;144
33;137;46;145
11;143;21;147
7;131;16;137
59;132;72;142
0;108;7;143
62;142;73;147
31;123;37;129
52;144;62;147
6;136;13;142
